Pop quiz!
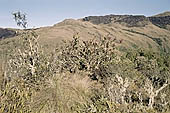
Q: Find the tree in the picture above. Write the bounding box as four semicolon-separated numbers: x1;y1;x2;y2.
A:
12;11;27;29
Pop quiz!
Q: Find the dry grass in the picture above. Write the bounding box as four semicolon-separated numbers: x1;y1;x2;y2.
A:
35;19;170;52
0;59;5;90
30;73;101;113
0;63;3;89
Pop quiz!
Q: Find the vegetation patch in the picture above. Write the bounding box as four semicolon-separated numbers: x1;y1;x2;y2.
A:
123;29;163;46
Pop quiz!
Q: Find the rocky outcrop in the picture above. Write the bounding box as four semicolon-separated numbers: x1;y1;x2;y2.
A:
82;15;149;27
149;16;170;29
83;15;130;25
83;15;113;24
153;11;170;17
0;28;16;39
116;15;149;27
83;14;170;28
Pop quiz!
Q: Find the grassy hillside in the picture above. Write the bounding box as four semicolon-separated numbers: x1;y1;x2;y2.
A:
1;12;170;53
153;11;170;17
35;18;170;53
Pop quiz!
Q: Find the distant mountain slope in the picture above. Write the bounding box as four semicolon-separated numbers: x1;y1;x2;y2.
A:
1;12;170;53
149;15;170;29
0;28;16;39
82;15;150;27
82;13;170;30
153;11;170;17
35;17;170;53
149;11;170;30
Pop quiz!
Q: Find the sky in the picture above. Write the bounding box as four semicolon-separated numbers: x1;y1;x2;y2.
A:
0;0;170;28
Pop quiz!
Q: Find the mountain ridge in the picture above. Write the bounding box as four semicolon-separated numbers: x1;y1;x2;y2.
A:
82;13;170;29
153;11;170;17
1;11;170;53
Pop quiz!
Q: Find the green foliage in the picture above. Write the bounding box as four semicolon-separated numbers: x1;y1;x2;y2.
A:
0;13;57;112
6;30;55;89
0;78;32;113
12;11;27;29
57;34;116;81
124;49;170;111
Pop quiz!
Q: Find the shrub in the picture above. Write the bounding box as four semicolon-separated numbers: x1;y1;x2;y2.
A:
57;34;116;81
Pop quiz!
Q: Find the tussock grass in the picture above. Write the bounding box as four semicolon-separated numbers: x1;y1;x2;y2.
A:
30;73;100;113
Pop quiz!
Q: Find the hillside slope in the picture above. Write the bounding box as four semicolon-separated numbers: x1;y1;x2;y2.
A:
1;12;170;53
35;14;170;53
153;11;170;17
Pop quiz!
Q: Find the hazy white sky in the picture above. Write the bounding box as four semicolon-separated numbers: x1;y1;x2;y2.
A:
0;0;170;28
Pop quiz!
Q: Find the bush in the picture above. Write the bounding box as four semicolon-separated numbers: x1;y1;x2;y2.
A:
57;34;116;81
